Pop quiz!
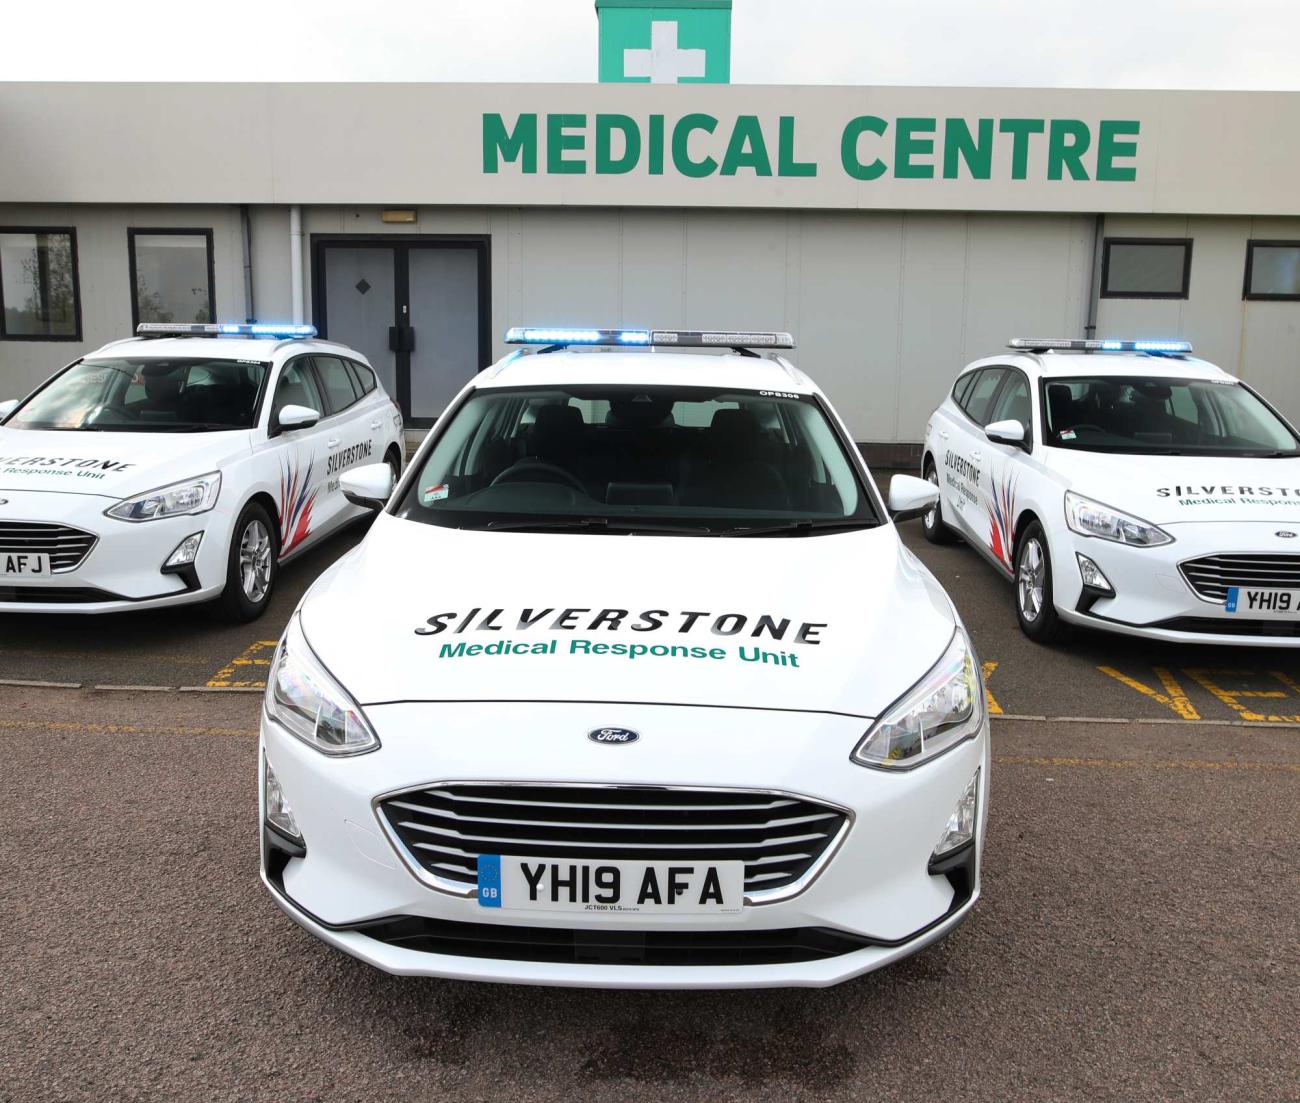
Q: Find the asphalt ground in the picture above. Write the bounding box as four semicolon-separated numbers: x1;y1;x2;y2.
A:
1;688;1295;1102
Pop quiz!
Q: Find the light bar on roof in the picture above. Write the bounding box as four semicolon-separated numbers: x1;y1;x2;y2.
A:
505;327;795;349
135;323;318;339
1008;337;1193;354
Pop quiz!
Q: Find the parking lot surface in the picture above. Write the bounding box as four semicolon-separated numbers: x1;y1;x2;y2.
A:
1;506;1297;1102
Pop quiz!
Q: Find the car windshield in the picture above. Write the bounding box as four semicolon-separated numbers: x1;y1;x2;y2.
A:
1043;376;1300;456
5;357;269;432
393;384;880;535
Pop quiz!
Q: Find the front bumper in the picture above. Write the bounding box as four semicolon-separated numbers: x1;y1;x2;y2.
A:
260;700;989;989
1053;521;1300;646
0;489;230;612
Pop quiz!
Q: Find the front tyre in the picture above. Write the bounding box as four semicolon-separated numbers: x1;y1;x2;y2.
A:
921;460;959;545
217;502;279;623
1014;520;1070;643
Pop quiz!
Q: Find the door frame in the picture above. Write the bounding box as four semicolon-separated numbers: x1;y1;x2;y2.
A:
310;233;492;428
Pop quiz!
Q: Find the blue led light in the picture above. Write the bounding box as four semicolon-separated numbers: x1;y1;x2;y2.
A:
617;330;652;344
1100;339;1123;350
1133;339;1191;353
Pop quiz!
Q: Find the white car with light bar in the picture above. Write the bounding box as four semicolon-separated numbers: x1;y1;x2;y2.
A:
0;323;403;619
921;337;1300;645
260;325;989;989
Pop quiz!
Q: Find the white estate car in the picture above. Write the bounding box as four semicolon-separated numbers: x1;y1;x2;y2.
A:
921;338;1300;645
259;327;990;990
0;323;403;620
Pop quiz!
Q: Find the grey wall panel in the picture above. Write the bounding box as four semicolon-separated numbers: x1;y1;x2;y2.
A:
682;211;788;333
617;210;687;328
516;209;622;327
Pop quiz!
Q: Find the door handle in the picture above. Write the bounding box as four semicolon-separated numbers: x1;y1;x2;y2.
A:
970;451;982;462
388;326;416;353
327;438;340;448
370;419;383;430
939;429;949;440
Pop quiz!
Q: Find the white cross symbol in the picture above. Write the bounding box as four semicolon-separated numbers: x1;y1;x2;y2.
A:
622;20;707;84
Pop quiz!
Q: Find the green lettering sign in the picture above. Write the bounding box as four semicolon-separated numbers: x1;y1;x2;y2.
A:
998;118;1046;180
672;112;719;177
595;113;641;174
1047;119;1091;181
720;115;771;176
777;116;817;177
482;113;537;174
547;114;587;174
841;115;888;181
1096;119;1140;181
943;117;993;180
895;117;936;179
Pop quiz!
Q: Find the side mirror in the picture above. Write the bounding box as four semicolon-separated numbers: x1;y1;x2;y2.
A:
888;473;940;523
340;462;395;511
275;404;320;434
0;399;18;420
986;419;1027;449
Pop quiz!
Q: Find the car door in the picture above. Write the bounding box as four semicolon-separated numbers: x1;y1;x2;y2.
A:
267;356;337;557
980;367;1033;573
344;357;398;471
942;367;1008;546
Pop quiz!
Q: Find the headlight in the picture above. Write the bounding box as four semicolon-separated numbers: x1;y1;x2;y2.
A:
852;630;982;770
265;615;379;755
1064;491;1172;547
105;472;221;522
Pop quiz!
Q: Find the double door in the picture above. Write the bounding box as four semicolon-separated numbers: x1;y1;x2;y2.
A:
316;237;490;429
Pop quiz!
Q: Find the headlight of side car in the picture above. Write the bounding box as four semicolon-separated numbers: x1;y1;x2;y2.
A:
1064;491;1172;547
265;616;380;756
105;472;221;522
852;630;982;770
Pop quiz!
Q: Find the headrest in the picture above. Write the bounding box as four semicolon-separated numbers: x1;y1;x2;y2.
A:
709;408;762;440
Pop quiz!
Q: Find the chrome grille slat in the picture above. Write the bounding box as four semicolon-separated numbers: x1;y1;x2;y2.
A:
381;783;848;898
1180;553;1300;602
0;521;96;574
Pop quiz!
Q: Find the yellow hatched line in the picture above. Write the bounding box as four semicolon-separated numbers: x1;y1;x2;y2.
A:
981;661;1003;716
206;640;279;688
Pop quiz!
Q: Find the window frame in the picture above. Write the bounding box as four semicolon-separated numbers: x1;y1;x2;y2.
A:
0;226;83;342
310;354;364;418
1100;237;1193;301
986;367;1035;449
268;354;328;433
127;227;216;330
959;367;1010;428
1242;239;1300;302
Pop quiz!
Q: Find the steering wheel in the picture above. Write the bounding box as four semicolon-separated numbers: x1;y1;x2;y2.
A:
491;459;587;494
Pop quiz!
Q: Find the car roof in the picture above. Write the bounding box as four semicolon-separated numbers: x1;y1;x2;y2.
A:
961;350;1232;382
477;349;818;395
85;335;366;365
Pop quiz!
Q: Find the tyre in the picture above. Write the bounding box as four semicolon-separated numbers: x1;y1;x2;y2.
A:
921;460;959;545
217;501;279;623
1014;520;1071;643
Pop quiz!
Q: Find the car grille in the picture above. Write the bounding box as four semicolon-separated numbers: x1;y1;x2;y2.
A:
377;783;850;902
1153;616;1300;638
1180;553;1300;602
0;521;97;573
352;915;873;966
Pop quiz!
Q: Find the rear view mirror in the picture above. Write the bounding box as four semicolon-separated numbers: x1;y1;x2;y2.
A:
985;419;1027;448
0;399;17;420
888;473;940;523
276;405;320;433
340;462;395;511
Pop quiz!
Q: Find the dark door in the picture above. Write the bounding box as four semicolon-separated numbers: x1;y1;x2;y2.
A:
314;237;490;428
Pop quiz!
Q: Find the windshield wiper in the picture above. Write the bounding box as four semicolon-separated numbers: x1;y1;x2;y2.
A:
484;517;712;534
718;519;879;537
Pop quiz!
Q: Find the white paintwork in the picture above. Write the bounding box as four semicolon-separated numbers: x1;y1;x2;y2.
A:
623;22;707;84
339;462;395;508
261;345;990;987
276;404;320;430
887;473;940;518
0;334;403;613
923;346;1300;646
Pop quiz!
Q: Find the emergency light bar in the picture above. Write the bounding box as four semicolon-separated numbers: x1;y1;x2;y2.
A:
505;327;795;350
1008;337;1193;355
136;323;318;339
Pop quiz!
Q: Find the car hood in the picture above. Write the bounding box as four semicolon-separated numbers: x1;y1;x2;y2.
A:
0;427;252;500
1043;450;1300;525
299;513;960;717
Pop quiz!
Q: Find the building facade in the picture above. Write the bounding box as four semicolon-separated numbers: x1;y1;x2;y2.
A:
2;83;1298;458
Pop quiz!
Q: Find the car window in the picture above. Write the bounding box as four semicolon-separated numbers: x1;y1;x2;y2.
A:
1043;376;1300;455
273;359;325;422
961;369;1007;427
988;371;1032;433
315;356;360;415
348;360;377;396
5;357;268;433
394;384;880;534
952;372;977;406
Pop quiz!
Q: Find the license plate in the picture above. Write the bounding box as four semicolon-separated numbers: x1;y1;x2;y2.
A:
477;855;744;914
0;552;50;577
1225;586;1300;619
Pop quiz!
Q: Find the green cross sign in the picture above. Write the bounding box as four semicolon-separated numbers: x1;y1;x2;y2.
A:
596;0;732;84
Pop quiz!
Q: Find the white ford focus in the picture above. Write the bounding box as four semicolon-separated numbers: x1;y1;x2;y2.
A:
922;338;1300;645
0;323;403;620
260;327;990;989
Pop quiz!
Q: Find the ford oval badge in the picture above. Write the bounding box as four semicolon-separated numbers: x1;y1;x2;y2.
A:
589;727;639;745
1276;530;1297;538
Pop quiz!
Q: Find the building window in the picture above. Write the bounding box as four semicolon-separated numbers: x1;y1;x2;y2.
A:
1244;241;1300;301
128;229;215;326
0;228;81;340
1101;238;1192;299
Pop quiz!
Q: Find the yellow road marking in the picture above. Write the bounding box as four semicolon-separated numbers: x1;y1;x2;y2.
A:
1096;666;1200;721
995;753;1300;774
0;718;256;739
206;640;278;688
981;661;1003;715
1183;668;1300;723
